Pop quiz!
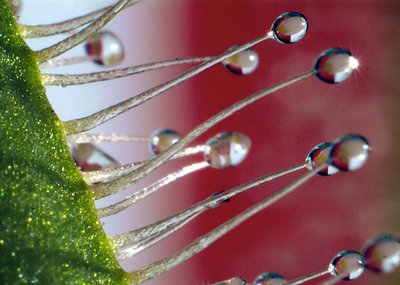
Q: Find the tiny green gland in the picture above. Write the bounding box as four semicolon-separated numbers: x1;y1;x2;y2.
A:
0;1;132;284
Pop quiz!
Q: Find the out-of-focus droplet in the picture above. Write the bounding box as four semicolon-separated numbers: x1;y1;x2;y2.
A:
149;129;180;155
362;234;400;273
271;12;308;44
71;143;118;171
204;132;251;168
253;273;287;285
313;48;358;84
85;30;125;66
305;142;339;176
8;0;21;16
329;134;370;171
329;250;366;280
223;46;259;75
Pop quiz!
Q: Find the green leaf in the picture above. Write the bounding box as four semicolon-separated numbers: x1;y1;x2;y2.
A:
0;1;130;283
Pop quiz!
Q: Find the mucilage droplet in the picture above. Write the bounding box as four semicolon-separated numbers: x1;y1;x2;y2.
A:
85;30;125;66
71;143;118;171
329;134;370;171
362;234;400;273
149;129;181;155
223;46;259;75
305;142;339;176
271;12;308;44
213;277;247;285
204;132;251;168
8;0;21;16
328;250;366;280
313;48;359;84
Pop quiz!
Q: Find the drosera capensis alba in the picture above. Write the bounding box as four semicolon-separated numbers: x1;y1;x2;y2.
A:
1;1;399;285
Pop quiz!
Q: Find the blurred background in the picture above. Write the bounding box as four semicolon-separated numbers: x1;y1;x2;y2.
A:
22;0;400;284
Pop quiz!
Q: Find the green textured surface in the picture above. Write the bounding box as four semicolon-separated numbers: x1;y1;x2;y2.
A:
0;1;129;284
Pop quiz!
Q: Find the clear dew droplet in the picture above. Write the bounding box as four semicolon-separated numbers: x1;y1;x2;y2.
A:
313;48;359;84
204;132;251;168
361;234;400;273
253;273;287;285
329;250;366;280
271;12;308;44
149;129;180;155
223;46;259;75
70;143;119;171
85;30;125;66
214;277;247;285
305;142;339;176
329;134;370;171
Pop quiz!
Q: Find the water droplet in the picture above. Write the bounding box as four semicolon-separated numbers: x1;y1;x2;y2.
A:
85;30;125;66
271;12;308;44
71;143;118;171
149;129;180;155
329;134;370;171
214;277;246;285
305;142;339;176
329;250;366;280
361;234;400;273
204;132;251;168
223;46;259;75
313;48;358;84
253;273;286;285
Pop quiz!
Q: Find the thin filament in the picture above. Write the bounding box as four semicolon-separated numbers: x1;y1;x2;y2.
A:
95;161;209;212
114;212;201;260
42;57;212;86
67;133;150;144
40;56;92;68
19;0;142;38
36;0;131;63
112;164;305;250
82;162;144;184
317;271;353;285
63;33;273;134
82;145;205;185
69;70;312;199
284;269;330;285
131;168;320;283
172;145;206;158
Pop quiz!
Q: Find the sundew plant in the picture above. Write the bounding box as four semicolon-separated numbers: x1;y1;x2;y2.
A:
1;0;400;285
